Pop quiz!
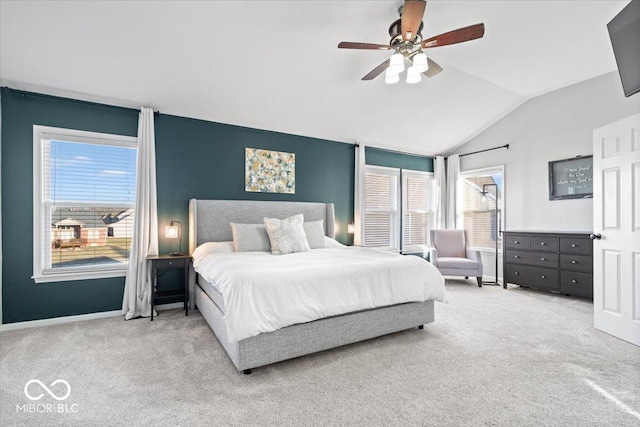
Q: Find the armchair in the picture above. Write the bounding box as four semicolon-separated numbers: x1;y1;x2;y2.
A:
428;229;483;287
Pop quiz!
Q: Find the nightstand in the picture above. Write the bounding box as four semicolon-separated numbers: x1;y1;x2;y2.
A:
147;254;191;321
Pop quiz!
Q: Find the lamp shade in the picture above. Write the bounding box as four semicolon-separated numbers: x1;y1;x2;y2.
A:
347;224;355;234
388;53;405;74
165;224;179;239
385;68;400;84
412;53;428;73
406;66;422;84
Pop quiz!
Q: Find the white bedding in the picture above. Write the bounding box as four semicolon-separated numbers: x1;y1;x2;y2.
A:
193;246;447;342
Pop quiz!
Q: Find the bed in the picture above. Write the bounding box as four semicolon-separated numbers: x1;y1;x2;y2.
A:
188;199;446;374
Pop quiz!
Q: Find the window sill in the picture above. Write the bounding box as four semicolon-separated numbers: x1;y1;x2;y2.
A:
33;268;127;283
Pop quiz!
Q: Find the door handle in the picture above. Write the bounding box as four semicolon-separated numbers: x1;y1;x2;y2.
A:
590;233;602;240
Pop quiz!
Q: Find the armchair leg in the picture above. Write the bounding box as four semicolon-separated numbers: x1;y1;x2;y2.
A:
477;277;483;287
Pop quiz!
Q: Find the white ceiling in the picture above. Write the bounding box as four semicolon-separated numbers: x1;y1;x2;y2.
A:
0;1;629;155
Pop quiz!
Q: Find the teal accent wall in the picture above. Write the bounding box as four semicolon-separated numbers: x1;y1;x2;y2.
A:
365;147;433;172
0;88;354;323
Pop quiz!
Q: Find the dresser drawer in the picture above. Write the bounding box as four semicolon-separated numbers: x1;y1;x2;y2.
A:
559;238;592;255
560;271;593;298
530;236;559;252
504;235;529;250
506;265;559;290
505;250;559;268
560;254;593;273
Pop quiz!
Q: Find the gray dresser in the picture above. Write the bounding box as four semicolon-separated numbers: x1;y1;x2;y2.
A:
502;231;593;298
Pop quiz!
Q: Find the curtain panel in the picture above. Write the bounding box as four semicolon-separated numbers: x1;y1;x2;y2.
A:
353;144;366;246
445;154;460;229
433;156;447;230
123;107;159;320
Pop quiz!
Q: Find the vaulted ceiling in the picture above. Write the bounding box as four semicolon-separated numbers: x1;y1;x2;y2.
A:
0;1;629;155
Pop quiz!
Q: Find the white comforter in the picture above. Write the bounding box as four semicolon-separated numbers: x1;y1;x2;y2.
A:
193;247;447;342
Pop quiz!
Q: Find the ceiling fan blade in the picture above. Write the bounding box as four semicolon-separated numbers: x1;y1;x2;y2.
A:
421;23;485;49
338;42;391;50
362;59;390;81
424;58;443;78
401;0;426;41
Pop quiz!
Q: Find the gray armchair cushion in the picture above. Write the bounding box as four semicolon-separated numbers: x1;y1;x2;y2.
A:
432;230;466;258
437;257;481;269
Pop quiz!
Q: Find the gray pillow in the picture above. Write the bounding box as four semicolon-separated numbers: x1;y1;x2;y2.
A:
263;214;310;255
230;223;271;252
303;220;327;249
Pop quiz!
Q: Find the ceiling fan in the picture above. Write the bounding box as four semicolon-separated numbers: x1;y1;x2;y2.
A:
338;0;485;83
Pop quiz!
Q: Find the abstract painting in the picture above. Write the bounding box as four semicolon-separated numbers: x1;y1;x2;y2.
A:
245;148;295;194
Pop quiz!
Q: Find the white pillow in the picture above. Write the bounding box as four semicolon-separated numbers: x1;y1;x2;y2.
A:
324;236;346;248
263;214;311;255
230;223;271;252
192;241;234;263
303;220;327;249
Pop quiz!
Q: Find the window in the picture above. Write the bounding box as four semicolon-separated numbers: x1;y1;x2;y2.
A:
33;126;137;283
458;166;504;251
364;166;400;251
402;170;435;253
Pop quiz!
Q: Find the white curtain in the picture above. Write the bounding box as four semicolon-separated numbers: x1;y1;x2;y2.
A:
353;144;366;246
446;154;460;229
433;156;447;230
123;107;158;320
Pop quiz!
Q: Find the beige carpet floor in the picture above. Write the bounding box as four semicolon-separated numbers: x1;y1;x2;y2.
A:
1;279;639;427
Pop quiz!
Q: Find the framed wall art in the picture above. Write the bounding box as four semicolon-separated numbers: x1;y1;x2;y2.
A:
245;148;295;194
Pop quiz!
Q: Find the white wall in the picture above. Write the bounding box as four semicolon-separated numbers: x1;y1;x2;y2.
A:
454;71;640;279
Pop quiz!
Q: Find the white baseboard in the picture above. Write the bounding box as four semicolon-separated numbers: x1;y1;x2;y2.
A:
0;302;185;332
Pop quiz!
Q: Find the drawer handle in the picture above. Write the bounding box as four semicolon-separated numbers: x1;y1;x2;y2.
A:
514;255;520;259
572;279;577;283
540;242;546;246
515;272;520;275
571;244;577;248
571;260;577;264
514;241;519;244
541;257;546;261
541;275;547;279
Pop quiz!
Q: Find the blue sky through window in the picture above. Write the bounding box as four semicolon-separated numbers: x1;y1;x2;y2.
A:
49;140;137;204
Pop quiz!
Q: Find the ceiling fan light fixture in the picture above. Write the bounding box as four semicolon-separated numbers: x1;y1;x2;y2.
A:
384;68;400;84
389;53;405;73
412;53;428;72
406;66;422;84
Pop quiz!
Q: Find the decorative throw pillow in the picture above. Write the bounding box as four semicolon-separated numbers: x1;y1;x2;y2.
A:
230;223;271;252
263;214;311;255
303;220;327;249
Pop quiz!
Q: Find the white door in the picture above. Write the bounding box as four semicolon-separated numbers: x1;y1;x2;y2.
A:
593;113;640;346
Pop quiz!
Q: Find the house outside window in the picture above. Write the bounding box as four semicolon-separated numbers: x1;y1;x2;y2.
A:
458;166;504;251
33;125;137;283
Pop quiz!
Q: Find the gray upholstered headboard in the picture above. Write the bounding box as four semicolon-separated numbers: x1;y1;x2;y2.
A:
189;199;336;253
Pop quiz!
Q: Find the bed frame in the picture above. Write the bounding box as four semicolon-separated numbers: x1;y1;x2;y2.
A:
188;199;435;374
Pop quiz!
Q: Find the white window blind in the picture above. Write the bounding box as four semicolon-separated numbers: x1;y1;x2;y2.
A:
402;170;435;252
364;166;400;251
33;126;137;283
458;166;504;251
